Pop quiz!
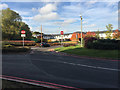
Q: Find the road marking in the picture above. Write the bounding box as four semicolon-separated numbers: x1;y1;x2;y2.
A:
1;75;80;89
77;64;97;68
32;59;119;71
64;62;120;71
1;77;60;89
96;67;119;71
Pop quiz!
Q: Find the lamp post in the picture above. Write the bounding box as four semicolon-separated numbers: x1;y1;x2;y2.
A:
80;15;83;47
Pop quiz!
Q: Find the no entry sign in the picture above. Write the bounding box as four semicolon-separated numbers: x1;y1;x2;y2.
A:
21;30;26;34
21;30;26;48
21;30;26;38
61;31;64;35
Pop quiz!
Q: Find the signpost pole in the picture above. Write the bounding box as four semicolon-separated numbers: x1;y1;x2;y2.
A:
61;35;62;45
23;37;24;48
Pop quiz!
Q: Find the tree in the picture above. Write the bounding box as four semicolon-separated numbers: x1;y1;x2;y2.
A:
1;8;32;40
113;29;120;40
95;30;100;39
33;32;40;35
1;8;22;40
105;24;113;39
20;22;32;40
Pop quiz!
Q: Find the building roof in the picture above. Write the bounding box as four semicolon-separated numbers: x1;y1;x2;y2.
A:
32;29;120;36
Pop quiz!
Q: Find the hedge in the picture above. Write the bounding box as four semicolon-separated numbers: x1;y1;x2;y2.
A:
84;37;120;50
3;41;36;46
63;43;76;47
2;47;31;53
84;37;97;49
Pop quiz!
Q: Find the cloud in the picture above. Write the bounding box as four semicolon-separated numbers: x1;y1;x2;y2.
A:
29;26;33;31
62;19;76;26
30;26;40;32
32;8;38;12
0;3;8;10
83;21;88;24
55;19;77;27
14;10;30;16
6;1;118;34
40;0;61;2
83;24;96;28
33;3;59;22
22;17;33;19
84;0;98;6
2;0;119;2
39;4;57;14
33;12;59;21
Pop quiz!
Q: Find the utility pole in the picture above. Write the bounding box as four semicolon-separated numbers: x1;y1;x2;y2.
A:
80;15;83;47
41;25;42;44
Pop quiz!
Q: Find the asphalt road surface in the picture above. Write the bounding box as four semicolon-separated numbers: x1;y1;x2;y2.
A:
2;47;120;88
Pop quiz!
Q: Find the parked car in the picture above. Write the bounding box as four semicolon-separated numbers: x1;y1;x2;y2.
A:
40;42;50;47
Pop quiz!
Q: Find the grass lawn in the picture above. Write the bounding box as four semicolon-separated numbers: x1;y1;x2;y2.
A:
2;79;49;89
55;45;119;59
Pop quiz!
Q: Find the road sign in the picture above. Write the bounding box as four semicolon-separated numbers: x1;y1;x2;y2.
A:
61;31;64;35
21;34;26;37
21;30;26;34
21;30;26;48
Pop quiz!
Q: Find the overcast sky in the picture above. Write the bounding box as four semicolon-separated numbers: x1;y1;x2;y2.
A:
0;0;119;34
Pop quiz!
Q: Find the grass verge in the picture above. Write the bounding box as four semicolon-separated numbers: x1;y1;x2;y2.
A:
2;79;49;89
55;45;119;59
2;46;31;54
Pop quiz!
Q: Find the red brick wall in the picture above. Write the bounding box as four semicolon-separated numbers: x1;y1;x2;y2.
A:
70;32;85;41
85;31;96;37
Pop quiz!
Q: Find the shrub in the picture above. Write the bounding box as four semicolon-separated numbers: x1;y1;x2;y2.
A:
94;39;119;50
84;38;120;50
35;43;40;47
2;44;14;48
7;41;35;46
83;37;120;50
84;37;97;49
63;44;76;47
48;43;61;46
2;47;31;53
92;41;117;50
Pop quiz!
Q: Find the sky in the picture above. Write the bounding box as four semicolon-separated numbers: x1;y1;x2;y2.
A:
0;0;119;34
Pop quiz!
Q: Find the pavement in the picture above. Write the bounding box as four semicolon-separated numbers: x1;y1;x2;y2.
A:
2;46;120;89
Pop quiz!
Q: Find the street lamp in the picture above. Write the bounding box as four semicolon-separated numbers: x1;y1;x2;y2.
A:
79;15;83;47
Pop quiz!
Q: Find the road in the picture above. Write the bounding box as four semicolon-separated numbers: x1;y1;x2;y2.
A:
2;46;119;88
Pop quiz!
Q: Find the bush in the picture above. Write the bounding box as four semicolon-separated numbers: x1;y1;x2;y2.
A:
2;44;14;48
36;39;47;43
2;47;31;53
92;39;119;50
48;43;61;46
84;37;97;49
35;43;40;47
63;44;76;47
2;41;36;46
6;41;35;46
84;37;120;50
